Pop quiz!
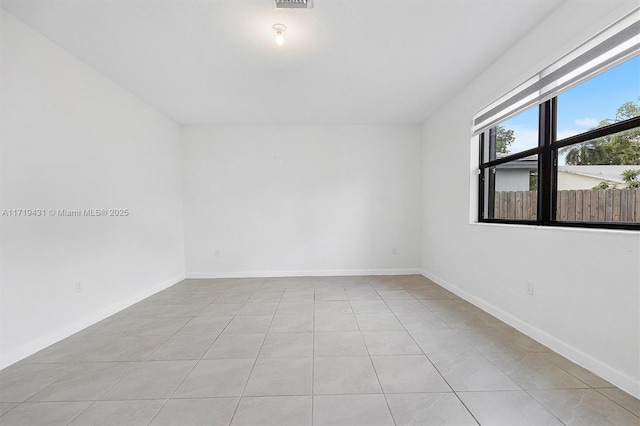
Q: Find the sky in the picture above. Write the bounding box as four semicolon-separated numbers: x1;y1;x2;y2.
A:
500;55;640;165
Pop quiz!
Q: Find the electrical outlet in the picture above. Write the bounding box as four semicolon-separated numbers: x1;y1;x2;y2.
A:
526;282;534;296
392;248;398;255
75;281;83;293
214;249;220;258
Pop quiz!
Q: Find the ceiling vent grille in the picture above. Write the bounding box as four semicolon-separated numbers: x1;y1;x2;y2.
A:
275;0;313;9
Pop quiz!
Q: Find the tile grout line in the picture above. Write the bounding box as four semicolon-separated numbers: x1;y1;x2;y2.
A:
376;283;485;426
59;321;190;426
141;280;260;425
397;281;491;426
592;388;640;419
12;287;229;425
398;300;523;426
310;283;317;426
228;277;279;425
519;388;575;426
424;307;606;425
446;327;593;425
405;293;569;426
348;285;398;426
144;287;234;425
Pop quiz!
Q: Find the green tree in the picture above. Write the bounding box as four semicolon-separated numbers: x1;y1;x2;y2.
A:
563;98;640;165
621;169;640;188
496;125;515;154
593;169;640;189
529;170;538;191
615;101;639;121
564;140;608;165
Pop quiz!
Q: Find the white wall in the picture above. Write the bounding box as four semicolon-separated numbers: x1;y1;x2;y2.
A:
0;10;185;368
421;0;640;396
183;125;422;277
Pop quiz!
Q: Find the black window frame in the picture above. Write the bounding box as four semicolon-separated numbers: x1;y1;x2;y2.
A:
478;98;640;231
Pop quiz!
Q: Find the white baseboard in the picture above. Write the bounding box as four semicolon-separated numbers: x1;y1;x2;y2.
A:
421;269;640;399
186;268;422;279
0;272;186;370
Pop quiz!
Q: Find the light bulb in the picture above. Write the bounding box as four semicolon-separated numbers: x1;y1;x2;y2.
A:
272;24;286;46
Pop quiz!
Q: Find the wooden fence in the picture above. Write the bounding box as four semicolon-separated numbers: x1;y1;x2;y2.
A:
493;188;640;223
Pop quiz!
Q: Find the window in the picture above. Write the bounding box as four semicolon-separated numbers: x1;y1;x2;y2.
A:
476;12;640;230
479;106;540;221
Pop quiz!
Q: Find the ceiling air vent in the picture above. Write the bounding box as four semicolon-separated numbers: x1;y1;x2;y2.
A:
275;0;313;9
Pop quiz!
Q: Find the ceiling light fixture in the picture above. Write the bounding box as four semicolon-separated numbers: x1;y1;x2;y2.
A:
272;23;286;45
275;0;313;9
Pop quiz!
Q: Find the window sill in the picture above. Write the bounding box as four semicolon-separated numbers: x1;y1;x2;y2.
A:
471;220;640;234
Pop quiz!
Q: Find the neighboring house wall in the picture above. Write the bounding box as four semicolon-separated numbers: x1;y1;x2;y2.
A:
557;171;619;190
495;169;531;192
558;165;640;190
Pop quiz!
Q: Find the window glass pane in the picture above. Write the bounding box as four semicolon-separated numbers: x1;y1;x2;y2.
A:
482;155;538;220
556;128;640;223
485;105;539;162
557;55;640;142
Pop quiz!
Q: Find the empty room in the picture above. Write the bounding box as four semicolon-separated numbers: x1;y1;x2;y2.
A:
1;0;639;425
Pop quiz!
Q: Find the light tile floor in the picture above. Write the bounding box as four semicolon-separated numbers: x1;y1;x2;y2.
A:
1;275;638;425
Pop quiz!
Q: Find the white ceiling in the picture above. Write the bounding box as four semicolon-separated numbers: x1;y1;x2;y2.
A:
1;0;565;125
